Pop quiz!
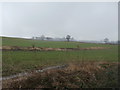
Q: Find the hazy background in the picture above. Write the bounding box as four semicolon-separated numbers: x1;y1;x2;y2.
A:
0;2;118;41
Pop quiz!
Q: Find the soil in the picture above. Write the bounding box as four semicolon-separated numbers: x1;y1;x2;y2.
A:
1;46;109;51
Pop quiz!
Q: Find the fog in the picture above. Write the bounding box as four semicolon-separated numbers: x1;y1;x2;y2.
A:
0;2;118;41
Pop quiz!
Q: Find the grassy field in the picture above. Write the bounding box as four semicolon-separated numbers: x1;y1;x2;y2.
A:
2;37;118;77
2;36;115;48
2;36;119;88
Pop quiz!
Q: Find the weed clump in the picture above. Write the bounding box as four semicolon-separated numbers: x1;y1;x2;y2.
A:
2;62;119;89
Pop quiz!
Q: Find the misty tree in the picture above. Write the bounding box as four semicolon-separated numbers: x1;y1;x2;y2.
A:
71;37;74;41
32;37;35;40
66;35;71;42
32;36;35;48
104;38;109;44
41;35;45;40
46;37;53;41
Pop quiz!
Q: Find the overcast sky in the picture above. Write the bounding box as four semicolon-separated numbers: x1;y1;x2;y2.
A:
0;2;118;41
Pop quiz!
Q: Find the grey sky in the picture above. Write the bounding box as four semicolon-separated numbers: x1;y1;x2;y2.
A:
0;2;118;41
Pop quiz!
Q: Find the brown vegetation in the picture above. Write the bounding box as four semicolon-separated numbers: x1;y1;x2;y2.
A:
2;62;119;89
1;46;109;51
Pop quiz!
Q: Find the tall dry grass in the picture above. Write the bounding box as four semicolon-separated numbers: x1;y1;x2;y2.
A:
2;61;119;89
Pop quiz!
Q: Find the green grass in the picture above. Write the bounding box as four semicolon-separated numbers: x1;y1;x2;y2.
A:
2;48;118;76
2;37;118;76
2;36;115;48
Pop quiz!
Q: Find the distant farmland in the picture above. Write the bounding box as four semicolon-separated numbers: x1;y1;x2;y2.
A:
2;36;115;48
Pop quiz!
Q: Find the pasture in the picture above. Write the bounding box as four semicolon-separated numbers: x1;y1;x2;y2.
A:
2;36;115;48
2;37;118;76
2;37;118;89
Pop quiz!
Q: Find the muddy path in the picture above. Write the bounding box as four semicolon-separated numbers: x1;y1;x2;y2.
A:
1;46;109;51
0;64;68;81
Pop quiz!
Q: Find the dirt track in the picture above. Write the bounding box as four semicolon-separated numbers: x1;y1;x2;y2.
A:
1;46;109;51
1;64;68;81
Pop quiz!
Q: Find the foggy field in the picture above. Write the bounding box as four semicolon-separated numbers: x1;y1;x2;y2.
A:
2;37;118;77
2;36;119;88
2;37;115;48
1;2;118;88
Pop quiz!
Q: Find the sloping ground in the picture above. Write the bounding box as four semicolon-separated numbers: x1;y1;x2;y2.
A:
1;46;109;51
2;62;119;88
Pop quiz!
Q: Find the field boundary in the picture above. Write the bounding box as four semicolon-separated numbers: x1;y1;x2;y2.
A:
1;46;109;51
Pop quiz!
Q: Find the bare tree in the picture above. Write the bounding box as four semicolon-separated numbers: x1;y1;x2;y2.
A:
41;35;45;41
66;35;71;42
32;37;35;40
104;38;109;44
